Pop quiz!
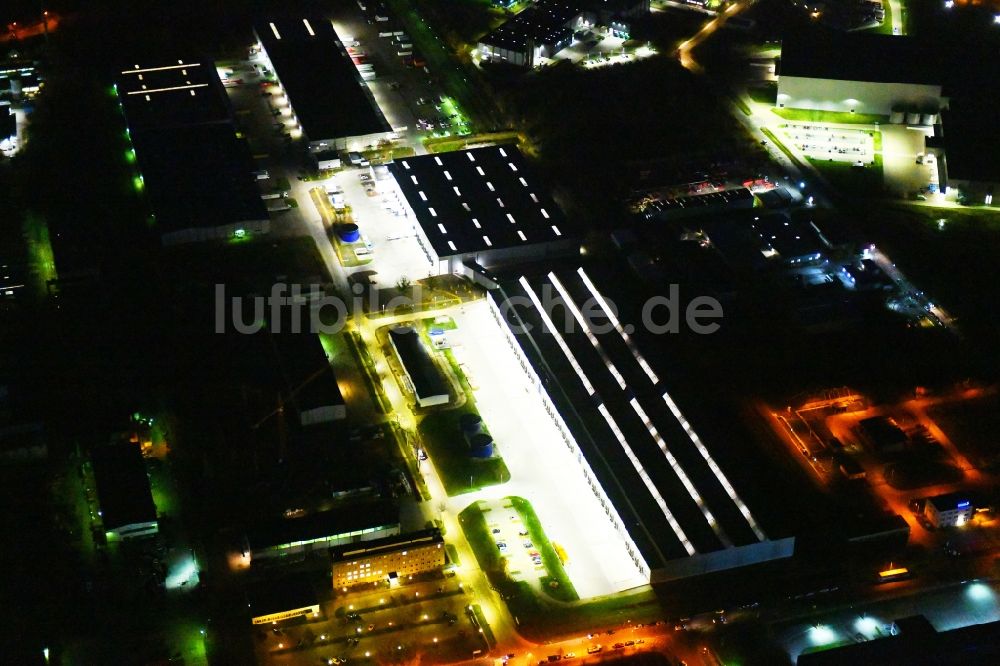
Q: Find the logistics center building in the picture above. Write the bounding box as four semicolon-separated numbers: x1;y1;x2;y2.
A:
115;59;270;245
488;267;796;583
388;145;578;275
777;32;947;118
253;17;393;153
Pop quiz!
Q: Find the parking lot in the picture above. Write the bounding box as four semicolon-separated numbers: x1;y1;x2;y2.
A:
783;123;876;165
448;303;649;597
256;576;488;665
329;8;471;150
481;499;546;587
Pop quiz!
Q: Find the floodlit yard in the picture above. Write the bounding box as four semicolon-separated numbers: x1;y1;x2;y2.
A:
880;124;938;197
324;169;436;288
447;301;647;597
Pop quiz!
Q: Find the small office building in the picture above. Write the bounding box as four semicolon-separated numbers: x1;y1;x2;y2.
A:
388;145;577;275
92;442;158;540
331;528;445;588
388;326;450;408
254;17;393;153
924;492;975;528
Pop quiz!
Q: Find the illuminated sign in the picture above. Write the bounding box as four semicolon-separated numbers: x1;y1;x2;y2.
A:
879;567;908;577
957;501;971;509
251;604;319;624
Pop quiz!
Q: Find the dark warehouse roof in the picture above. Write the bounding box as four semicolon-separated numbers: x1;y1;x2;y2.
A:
255;17;391;141
117;59;232;130
246;501;399;550
387;326;449;403
91;442;157;531
780;31;942;86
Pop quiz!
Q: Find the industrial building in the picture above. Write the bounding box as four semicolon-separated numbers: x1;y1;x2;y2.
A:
268;328;346;425
92;442;158;540
248;574;320;624
798;615;1000;666
388;326;450;408
777;32;946;118
0;56;43;101
748;213;824;266
478;2;581;68
243;501;399;563
388;146;578;275
936;105;1000;206
856;416;908;454
478;0;649;67
923;492;975;528
115;59;270;245
253;17;393;153
331;528;445;588
488;268;795;584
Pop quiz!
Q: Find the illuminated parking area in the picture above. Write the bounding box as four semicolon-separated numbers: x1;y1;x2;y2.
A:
783;124;875;164
493;269;789;577
450;300;648;595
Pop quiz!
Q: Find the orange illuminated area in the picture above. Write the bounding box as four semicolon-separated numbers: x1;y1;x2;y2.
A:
3;12;62;43
878;566;909;579
764;383;999;548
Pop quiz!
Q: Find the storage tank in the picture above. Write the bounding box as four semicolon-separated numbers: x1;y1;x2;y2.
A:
337;223;360;243
906;110;921;125
459;413;484;436
469;433;494;459
890;106;905;124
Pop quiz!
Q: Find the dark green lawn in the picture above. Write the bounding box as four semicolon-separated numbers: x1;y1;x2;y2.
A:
419;411;510;495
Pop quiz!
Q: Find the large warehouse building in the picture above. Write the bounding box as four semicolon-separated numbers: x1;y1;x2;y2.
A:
388;145;578;275
254;17;393;153
777;33;946;118
92;442;159;541
488;268;795;583
243;501;399;563
116;59;270;245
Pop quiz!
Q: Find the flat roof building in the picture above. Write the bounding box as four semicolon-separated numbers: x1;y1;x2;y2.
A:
798;616;1000;666
92;442;158;540
388;326;450;408
388;145;578;274
248;573;320;624
488;268;795;583
478;0;649;67
244;501;399;563
253;17;392;152
748;213;824;266
777;31;946;117
478;2;582;68
116;59;270;245
268;328;346;425
924;492;975;528
331;528;445;588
